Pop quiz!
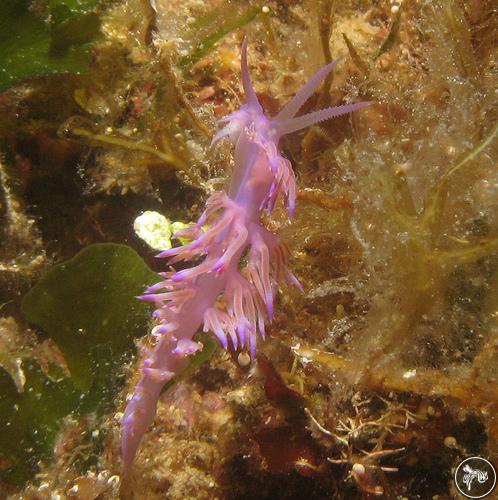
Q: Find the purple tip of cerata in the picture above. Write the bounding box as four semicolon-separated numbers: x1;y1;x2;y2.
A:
145;283;163;293
139;294;160;302
266;301;274;320
218;335;228;350
156;248;175;258
141;358;153;368
237;323;246;346
292;275;304;291
171;270;187;282
172;339;203;358
250;340;257;360
288;200;295;218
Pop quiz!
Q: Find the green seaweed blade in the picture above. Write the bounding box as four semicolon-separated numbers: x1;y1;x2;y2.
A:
21;243;158;390
0;0;102;92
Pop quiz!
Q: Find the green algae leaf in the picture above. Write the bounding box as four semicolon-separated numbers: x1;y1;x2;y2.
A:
22;244;158;390
0;244;158;484
373;5;402;60
0;0;101;92
0;361;80;484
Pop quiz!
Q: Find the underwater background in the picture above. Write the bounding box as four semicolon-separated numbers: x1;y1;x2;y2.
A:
0;0;497;498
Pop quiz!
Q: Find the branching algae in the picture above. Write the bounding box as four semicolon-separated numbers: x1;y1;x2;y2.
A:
346;123;498;380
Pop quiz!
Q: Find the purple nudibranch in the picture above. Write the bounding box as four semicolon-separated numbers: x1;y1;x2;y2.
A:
121;39;370;470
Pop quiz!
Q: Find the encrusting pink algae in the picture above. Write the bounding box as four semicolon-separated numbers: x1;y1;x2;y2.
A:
121;38;370;470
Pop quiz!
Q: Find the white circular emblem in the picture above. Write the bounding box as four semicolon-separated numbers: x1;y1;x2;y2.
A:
454;456;496;499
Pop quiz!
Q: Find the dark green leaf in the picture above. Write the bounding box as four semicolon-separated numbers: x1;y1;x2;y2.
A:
0;361;80;484
22;243;158;390
373;6;402;60
0;0;102;92
0;244;158;484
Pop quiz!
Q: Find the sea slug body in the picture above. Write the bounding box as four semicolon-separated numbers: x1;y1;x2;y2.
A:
121;38;370;470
